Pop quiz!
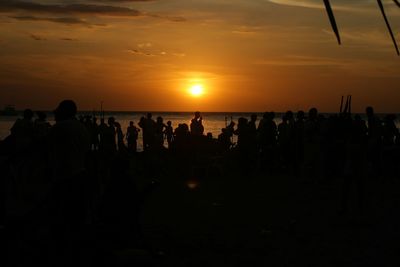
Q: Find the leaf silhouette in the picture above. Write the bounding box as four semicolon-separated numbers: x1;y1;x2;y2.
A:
377;0;399;55
323;0;341;44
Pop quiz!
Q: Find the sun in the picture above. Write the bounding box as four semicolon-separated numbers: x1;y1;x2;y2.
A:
189;84;204;97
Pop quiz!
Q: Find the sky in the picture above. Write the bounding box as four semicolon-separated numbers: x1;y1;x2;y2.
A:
0;0;400;112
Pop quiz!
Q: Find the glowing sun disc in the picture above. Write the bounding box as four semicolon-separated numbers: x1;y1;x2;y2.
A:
189;84;204;97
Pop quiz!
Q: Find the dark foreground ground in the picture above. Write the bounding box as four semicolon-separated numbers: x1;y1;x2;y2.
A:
3;152;400;267
94;152;400;267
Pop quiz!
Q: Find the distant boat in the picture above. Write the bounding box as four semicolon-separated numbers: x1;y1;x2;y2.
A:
0;105;18;116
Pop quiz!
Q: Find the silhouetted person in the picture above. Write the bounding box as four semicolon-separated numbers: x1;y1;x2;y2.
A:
278;114;290;167
190;111;204;136
49;99;90;188
235;117;250;149
248;114;258;133
155;116;166;149
10;108;35;153
78;115;84;124
218;128;233;152
366;106;382;174
340;115;368;214
165;121;174;148
294;110;305;171
115;122;125;151
47;100;90;265
258;112;277;168
172;123;190;153
248;113;259;155
90;116;100;151
100;117;117;154
382;114;398;146
98;118;108;152
138;113;156;151
33;111;51;141
234;117;254;172
126;121;140;152
351;115;368;145
381;114;398;178
303;108;320;175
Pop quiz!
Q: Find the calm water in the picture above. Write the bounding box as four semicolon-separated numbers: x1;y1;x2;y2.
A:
1;112;398;152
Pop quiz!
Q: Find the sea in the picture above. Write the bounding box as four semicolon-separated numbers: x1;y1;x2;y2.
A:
1;111;398;152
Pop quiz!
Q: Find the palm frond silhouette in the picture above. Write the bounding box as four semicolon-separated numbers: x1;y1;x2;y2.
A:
324;0;399;55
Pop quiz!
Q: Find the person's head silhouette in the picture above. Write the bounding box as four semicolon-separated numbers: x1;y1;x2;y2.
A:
366;106;374;118
108;117;115;126
23;109;34;120
54;100;77;122
309;108;318;120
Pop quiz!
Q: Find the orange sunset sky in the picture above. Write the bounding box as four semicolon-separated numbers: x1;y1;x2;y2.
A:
0;0;400;112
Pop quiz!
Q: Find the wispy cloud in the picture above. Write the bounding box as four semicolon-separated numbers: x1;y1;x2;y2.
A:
232;26;262;35
126;47;186;57
267;0;375;10
29;33;46;41
267;0;399;12
127;49;157;56
10;15;105;27
255;55;346;67
171;52;185;57
60;37;78;41
0;0;186;22
137;42;152;48
0;1;142;16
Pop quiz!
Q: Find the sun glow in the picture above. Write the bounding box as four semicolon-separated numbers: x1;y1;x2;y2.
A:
189;84;204;97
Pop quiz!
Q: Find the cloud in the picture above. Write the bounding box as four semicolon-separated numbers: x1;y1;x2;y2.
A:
231;26;262;35
267;0;375;10
10;15;105;26
29;33;46;41
127;49;156;56
0;1;142;16
171;52;185;57
126;48;186;57
267;0;399;12
0;0;186;26
137;42;152;48
60;37;78;41
149;13;187;22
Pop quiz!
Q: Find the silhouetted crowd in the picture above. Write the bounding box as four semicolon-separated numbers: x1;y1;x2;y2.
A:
0;99;400;266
